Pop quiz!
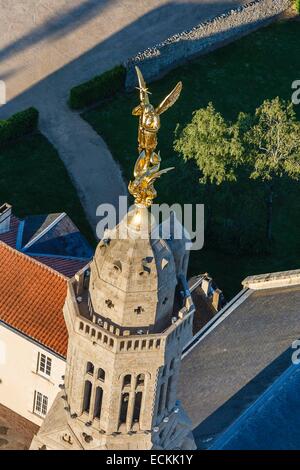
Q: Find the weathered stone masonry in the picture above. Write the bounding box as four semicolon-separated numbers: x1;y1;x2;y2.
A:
125;0;290;89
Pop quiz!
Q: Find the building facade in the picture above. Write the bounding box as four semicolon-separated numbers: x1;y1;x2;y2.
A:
0;241;68;426
0;325;65;426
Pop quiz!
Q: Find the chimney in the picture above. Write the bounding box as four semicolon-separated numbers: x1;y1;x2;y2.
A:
201;276;212;296
0;203;12;234
212;288;223;311
75;271;84;296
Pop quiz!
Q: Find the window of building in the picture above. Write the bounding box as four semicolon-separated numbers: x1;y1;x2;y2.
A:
119;393;129;425
123;374;131;388
133;391;143;423
34;391;48;417
97;368;105;382
38;353;52;377
86;361;94;375
94;387;103;419
136;373;145;387
82;380;92;413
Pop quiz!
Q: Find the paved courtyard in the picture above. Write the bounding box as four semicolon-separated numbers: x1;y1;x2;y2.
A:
0;0;247;233
0;404;38;450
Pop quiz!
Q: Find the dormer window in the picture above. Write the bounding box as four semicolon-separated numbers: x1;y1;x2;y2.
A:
161;258;169;270
113;260;122;272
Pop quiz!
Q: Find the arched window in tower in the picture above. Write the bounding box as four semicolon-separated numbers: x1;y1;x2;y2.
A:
123;374;131;388
82;380;92;413
119;393;129;425
170;358;176;371
86;361;94;375
97;368;105;382
93;386;103;419
136;373;145;387
132;391;143;424
158;382;165;416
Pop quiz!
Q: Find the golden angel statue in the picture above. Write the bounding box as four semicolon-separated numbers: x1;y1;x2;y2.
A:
128;66;182;207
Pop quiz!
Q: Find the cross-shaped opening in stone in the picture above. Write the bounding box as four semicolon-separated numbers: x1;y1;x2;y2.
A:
105;299;114;308
134;306;144;315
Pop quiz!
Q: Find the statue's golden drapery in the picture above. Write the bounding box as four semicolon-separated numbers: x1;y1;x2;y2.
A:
128;66;182;207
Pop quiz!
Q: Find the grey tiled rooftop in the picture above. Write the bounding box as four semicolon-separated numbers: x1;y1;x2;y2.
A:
178;281;300;448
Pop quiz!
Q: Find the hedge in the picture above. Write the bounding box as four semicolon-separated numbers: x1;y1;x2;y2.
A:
69;65;126;110
0;107;39;149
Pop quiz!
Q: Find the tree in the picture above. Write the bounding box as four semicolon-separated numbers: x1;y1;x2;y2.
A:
174;103;243;185
244;98;300;240
174;98;300;242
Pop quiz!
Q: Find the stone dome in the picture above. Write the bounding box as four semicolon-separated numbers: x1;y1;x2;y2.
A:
89;206;177;331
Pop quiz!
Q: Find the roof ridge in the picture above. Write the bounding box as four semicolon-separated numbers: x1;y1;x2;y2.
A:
22;212;66;251
0;240;67;281
243;269;300;290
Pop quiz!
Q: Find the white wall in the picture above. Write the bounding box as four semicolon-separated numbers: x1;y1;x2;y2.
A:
0;324;66;425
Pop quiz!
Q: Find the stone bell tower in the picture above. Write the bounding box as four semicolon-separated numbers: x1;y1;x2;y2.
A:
30;66;196;450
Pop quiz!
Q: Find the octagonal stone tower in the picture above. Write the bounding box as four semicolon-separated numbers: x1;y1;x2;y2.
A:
30;207;196;450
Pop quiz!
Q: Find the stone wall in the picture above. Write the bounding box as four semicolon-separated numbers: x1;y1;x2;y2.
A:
125;0;290;89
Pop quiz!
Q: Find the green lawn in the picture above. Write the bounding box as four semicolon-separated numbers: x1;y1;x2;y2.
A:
82;19;300;299
0;133;95;245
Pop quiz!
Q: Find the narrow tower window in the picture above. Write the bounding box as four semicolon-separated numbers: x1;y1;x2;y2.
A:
86;362;94;375
97;368;105;381
82;380;92;413
136;373;145;387
119;393;129;425
93;387;103;419
133;392;143;423
123;374;131;388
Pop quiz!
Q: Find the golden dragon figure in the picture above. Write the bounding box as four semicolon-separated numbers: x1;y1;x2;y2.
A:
128;66;182;207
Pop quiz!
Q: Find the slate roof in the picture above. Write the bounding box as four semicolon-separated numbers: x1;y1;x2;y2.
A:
0;214;20;248
0;211;92;278
0;242;68;357
20;213;93;259
178;279;300;449
211;364;300;450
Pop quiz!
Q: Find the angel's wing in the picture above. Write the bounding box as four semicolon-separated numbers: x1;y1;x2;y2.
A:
155;82;182;115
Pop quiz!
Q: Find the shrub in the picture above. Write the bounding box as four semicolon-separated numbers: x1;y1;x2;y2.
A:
69;65;126;110
0;107;39;149
295;0;300;13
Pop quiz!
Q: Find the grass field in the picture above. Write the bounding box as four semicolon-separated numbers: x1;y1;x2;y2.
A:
83;19;300;299
0;133;94;245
